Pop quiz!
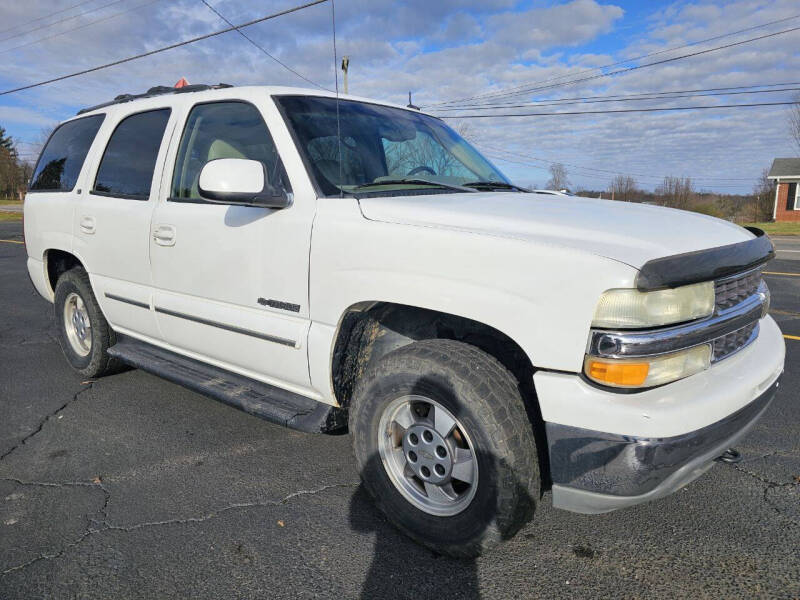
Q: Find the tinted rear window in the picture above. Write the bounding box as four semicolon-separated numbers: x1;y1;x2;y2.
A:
29;114;105;192
93;108;170;199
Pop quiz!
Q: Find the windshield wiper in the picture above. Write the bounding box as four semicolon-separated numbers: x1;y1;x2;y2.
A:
352;178;476;193
462;181;530;192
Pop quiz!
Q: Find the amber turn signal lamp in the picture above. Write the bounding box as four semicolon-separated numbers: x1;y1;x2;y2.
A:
586;359;649;387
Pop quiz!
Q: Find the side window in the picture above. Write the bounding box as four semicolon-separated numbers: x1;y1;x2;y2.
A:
171;101;290;201
29;114;105;192
92;108;171;200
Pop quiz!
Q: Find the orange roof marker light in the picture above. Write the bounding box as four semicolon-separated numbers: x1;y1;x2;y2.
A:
175;77;190;88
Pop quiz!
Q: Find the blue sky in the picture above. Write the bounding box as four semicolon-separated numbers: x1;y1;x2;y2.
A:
1;0;798;193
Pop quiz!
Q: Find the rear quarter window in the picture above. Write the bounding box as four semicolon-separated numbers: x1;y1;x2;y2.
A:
93;108;171;200
29;114;105;192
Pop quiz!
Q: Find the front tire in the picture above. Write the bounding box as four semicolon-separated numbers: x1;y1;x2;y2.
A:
54;267;120;378
350;339;540;557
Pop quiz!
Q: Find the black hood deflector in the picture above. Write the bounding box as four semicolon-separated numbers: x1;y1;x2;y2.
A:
636;227;775;291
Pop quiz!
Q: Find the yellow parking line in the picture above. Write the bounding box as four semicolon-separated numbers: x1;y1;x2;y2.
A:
785;335;800;341
764;271;800;277
0;239;23;245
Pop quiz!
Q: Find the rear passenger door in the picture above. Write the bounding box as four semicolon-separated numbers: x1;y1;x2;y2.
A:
74;107;173;341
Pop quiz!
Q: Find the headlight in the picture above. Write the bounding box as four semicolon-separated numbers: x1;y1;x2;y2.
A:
592;281;715;329
585;344;711;388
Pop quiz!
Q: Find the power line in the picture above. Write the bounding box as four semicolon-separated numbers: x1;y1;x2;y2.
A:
199;0;329;91
432;85;800;112
425;13;800;108
484;153;752;190
435;25;800;107
438;100;799;118
0;0;330;96
476;143;757;182
434;82;800;109
0;0;127;44
0;0;99;36
482;149;733;183
0;0;164;56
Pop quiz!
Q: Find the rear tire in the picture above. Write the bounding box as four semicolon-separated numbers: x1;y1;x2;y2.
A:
350;339;540;557
54;267;121;378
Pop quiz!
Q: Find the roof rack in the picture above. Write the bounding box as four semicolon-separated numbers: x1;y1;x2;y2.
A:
77;83;234;115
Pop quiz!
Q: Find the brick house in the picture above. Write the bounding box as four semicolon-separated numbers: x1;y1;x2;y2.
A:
767;158;800;222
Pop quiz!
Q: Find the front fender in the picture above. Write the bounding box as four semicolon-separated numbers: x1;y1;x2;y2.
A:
310;198;637;373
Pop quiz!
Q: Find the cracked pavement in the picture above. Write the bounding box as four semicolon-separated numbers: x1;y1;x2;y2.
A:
1;221;799;599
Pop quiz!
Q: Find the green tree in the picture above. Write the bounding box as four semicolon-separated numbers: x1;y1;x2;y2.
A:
0;125;15;155
0;124;25;199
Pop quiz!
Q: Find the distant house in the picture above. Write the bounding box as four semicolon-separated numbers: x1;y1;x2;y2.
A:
767;158;800;222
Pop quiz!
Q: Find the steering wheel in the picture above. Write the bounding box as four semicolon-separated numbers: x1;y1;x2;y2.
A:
407;166;436;176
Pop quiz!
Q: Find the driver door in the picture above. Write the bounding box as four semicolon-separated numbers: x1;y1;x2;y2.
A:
149;98;314;393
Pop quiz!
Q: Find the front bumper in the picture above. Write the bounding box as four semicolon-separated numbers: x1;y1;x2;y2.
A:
538;315;785;514
548;377;779;514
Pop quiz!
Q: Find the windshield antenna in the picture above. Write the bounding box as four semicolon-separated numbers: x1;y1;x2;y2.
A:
407;91;420;110
330;0;343;197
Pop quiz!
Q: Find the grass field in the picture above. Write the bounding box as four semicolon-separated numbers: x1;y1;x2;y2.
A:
0;199;23;206
0;212;22;222
744;222;800;236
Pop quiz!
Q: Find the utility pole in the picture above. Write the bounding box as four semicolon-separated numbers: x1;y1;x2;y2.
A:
341;56;349;94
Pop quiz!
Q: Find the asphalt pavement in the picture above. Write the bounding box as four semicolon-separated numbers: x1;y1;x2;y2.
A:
1;221;798;599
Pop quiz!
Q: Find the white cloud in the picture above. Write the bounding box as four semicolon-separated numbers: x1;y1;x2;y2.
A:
488;0;624;48
0;105;57;127
0;0;797;192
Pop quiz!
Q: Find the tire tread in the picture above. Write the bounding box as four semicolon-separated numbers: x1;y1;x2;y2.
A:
350;339;540;557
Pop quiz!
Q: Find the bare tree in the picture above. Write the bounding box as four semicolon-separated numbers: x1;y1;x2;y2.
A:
608;174;639;202
751;167;776;222
546;163;569;191
656;176;694;210
454;121;472;140
789;93;800;154
33;123;57;156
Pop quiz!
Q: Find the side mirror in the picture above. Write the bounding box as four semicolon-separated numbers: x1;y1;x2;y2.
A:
198;158;290;208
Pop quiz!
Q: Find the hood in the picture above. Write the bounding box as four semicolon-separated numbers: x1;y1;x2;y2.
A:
357;192;753;269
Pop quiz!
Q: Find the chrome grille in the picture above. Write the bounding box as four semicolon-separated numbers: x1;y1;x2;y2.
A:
712;322;759;362
589;268;767;367
715;269;763;312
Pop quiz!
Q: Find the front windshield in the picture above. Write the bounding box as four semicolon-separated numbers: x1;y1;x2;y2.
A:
276;95;510;196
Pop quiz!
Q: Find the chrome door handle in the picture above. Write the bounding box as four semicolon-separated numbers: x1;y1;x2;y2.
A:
79;216;96;234
153;224;176;246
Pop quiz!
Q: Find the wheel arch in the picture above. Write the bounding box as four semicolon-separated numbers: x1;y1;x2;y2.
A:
331;301;551;485
44;248;85;297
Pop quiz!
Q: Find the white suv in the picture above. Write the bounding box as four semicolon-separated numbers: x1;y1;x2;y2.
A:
24;84;785;556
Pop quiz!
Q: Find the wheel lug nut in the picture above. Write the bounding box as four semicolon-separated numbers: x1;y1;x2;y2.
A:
434;464;445;476
422;430;433;443
436;445;447;458
408;451;417;463
408;433;419;445
421;466;431;478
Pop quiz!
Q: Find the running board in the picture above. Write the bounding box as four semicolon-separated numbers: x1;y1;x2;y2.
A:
107;336;347;434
